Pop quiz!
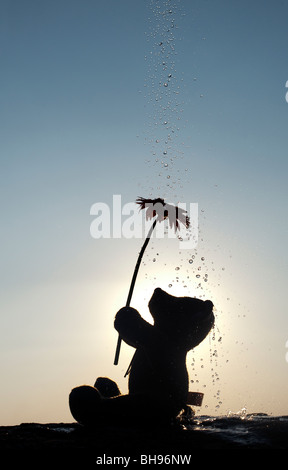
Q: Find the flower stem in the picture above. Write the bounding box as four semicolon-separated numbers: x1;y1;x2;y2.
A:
114;219;158;365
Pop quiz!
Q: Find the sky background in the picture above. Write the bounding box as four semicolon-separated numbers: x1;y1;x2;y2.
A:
1;0;288;425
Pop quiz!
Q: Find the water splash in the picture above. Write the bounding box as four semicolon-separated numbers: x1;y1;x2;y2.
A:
209;324;223;413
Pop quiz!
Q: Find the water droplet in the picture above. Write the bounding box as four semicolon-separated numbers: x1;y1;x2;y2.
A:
175;266;180;271
164;83;168;87
164;163;168;167
201;257;205;261
189;259;193;264
167;175;170;179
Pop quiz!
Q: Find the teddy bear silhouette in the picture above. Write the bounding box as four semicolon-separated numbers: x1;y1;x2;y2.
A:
69;288;214;427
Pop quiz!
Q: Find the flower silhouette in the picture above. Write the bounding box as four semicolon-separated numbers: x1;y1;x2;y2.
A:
136;196;190;231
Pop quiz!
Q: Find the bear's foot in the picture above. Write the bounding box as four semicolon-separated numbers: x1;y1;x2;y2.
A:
94;377;121;398
69;385;103;426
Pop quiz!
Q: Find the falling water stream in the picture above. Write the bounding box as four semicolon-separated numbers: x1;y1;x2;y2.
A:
141;0;228;417
143;0;185;194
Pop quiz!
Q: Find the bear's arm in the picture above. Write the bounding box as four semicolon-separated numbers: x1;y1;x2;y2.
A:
114;307;153;349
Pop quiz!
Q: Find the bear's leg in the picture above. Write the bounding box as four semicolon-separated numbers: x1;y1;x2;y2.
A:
68;385;134;427
69;386;177;427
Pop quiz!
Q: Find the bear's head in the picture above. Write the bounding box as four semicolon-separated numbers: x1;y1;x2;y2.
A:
148;288;214;350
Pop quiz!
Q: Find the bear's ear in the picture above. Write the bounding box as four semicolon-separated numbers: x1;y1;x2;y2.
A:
203;300;214;311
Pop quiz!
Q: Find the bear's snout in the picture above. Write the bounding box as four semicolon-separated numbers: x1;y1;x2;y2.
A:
204;300;214;312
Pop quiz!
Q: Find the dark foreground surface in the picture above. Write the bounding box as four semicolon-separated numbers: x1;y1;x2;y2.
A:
0;414;287;463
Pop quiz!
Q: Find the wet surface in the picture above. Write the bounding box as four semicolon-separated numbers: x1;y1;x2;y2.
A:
1;414;287;464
